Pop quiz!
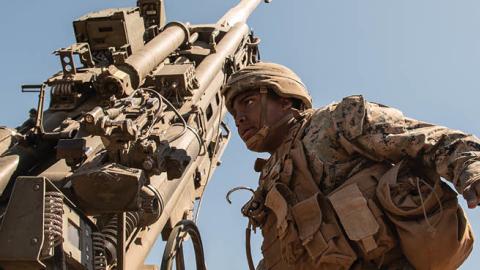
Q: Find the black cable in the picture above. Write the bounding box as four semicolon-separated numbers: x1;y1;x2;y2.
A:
158;94;188;143
160;220;207;270
139;88;164;140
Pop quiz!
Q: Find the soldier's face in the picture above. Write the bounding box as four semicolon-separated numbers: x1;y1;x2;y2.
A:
232;90;293;144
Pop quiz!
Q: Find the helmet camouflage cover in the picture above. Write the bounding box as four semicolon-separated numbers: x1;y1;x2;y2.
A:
222;62;313;113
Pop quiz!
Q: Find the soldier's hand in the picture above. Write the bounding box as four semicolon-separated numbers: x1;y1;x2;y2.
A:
463;180;480;209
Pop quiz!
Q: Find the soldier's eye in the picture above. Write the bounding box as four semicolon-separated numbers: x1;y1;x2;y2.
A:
245;98;254;106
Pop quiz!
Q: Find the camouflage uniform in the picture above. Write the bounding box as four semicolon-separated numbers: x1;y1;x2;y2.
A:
303;95;480;196
249;95;477;270
223;62;476;270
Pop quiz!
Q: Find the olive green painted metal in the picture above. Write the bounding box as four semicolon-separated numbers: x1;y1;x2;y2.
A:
0;0;269;269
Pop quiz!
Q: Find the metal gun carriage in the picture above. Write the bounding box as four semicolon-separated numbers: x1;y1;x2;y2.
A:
0;1;269;269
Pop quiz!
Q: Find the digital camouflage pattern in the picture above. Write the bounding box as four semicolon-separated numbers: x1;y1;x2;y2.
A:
248;95;477;270
303;95;480;195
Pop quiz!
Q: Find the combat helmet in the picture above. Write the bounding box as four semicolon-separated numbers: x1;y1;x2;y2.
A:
222;62;312;152
222;62;312;113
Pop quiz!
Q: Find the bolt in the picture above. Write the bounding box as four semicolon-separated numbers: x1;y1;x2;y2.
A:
33;184;40;191
31;237;39;245
143;159;154;171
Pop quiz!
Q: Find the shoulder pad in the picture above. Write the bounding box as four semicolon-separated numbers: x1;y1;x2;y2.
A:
332;95;366;140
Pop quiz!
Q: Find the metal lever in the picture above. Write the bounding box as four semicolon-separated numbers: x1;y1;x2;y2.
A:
21;84;46;134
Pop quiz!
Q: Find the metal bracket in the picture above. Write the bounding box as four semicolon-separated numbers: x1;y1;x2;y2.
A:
0;177;46;269
54;43;95;76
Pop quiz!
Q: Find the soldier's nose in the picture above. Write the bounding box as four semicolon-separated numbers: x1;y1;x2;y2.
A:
235;114;246;127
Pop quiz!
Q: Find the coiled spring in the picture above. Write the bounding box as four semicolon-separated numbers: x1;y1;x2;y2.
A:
42;191;64;257
92;232;107;270
102;212;141;264
52;83;73;96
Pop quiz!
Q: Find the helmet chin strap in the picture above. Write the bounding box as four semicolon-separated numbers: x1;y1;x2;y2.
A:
245;87;295;152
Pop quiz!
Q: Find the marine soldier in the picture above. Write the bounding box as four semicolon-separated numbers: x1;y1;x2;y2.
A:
222;62;479;270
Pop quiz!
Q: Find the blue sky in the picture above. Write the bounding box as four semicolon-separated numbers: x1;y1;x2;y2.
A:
1;1;479;269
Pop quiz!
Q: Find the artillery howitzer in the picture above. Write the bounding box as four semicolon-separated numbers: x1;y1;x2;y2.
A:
0;0;268;269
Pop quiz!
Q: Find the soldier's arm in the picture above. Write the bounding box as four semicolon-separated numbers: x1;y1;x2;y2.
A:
333;95;480;208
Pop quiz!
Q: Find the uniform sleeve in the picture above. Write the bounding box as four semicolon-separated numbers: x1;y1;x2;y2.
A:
332;95;480;193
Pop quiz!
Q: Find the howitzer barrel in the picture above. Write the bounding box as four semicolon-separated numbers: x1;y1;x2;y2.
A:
217;0;263;27
120;23;189;89
193;23;249;103
105;0;263;96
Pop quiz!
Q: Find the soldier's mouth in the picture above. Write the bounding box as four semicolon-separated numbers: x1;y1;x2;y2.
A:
241;127;256;141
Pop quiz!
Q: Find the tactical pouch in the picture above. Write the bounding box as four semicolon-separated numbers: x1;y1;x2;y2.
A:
291;192;357;270
263;182;357;270
328;164;397;262
376;161;474;270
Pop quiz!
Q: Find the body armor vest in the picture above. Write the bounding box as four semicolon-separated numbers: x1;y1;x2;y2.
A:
244;112;410;270
242;101;474;270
